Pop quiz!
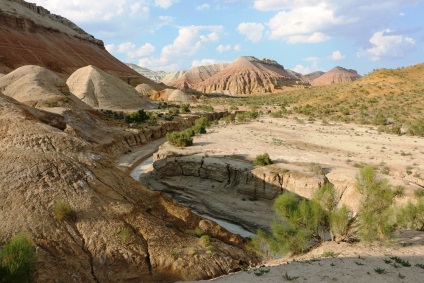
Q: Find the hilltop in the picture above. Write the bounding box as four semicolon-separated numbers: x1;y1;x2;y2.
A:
0;0;152;86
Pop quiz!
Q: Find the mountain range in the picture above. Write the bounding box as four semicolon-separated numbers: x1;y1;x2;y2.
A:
128;57;361;95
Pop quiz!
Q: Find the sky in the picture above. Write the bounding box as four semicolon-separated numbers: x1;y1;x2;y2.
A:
32;0;424;75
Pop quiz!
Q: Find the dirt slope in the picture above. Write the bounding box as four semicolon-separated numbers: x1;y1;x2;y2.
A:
0;92;259;282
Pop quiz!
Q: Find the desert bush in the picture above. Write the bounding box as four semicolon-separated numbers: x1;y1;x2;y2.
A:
329;205;352;241
253;153;272;166
199;235;211;248
261;192;328;255
0;233;35;282
194;227;204;238
180;103;190;113
220;114;235;124
356;165;397;241
397;200;424;231
125;109;149;124
166;131;193;147
53;200;76;222
116;228;131;244
235;111;260;123
407;120;424;137
309;162;325;175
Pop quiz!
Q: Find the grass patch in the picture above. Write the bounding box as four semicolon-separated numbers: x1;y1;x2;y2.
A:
53;200;76;222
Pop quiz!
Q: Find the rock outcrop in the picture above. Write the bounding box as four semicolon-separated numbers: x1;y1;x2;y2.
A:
168;89;193;102
161;70;186;85
168;63;229;90
66;65;154;110
304;71;325;83
126;63;167;83
311;67;361;86
194;56;302;95
0;0;150;82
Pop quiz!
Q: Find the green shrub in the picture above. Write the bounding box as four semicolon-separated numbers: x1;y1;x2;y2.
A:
53;200;76;222
125;109;149;124
397;200;424;231
0;233;35;282
253;153;272;166
194;227;204;237
329;205;352;241
116;228;131;244
166;131;193;147
260;192;328;255
180;104;190;113
199;235;211;248
356;165;396;241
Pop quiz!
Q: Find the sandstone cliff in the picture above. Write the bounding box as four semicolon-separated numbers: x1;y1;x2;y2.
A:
194;56;302;95
0;0;149;82
311;67;361;86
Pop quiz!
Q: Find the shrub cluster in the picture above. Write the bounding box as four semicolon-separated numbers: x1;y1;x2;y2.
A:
253;153;273;166
255;166;408;256
0;233;35;282
124;109;149;124
166;117;210;147
235;111;260;123
53;200;76;222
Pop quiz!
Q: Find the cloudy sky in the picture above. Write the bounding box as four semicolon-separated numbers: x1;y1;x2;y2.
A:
33;0;424;74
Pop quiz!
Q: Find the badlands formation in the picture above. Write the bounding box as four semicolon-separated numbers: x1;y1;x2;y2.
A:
0;1;423;283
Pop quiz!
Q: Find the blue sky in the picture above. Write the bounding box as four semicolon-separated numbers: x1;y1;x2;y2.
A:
33;0;424;75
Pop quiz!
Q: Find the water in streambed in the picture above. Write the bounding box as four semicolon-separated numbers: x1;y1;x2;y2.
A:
130;156;254;238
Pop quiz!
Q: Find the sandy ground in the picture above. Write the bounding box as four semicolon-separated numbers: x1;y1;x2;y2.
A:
185;230;424;283
167;115;424;194
116;115;424;283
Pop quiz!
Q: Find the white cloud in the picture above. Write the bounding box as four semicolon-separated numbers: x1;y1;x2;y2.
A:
328;50;346;60
192;59;221;67
154;0;179;9
33;0;129;22
361;29;415;61
287;32;330;44
233;44;242;51
137;25;224;72
196;3;210;11
117;42;155;58
292;57;320;74
217;44;231;52
268;3;342;43
293;65;312;74
237;22;265;43
253;0;322;11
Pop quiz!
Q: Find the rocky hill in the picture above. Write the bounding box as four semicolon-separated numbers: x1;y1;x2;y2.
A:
0;0;149;83
168;63;229;90
66;65;154;110
311;66;361;86
126;63;167;83
193;56;303;95
0;91;259;282
304;71;325;83
161;70;186;85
